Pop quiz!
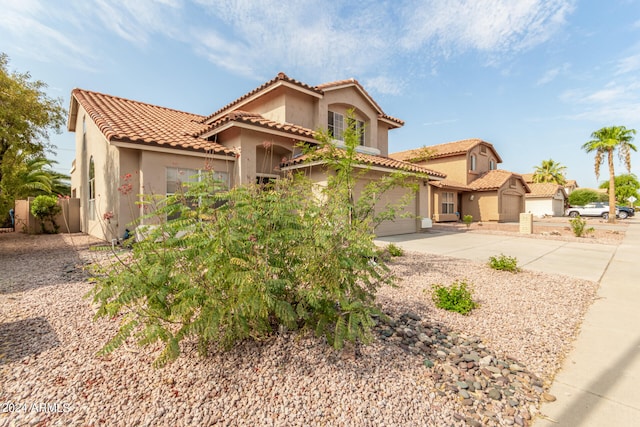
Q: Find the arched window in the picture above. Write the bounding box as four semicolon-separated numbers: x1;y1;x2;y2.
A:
88;157;95;220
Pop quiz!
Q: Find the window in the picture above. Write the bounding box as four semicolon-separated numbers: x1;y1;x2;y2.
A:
510;177;517;188
441;192;455;214
489;159;496;170
328;111;365;145
88;157;95;220
166;168;229;219
480;145;487;154
470;154;477;171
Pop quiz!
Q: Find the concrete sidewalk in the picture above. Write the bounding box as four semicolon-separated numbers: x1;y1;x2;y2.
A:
377;220;640;426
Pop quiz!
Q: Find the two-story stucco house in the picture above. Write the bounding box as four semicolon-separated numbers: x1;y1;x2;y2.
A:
390;139;530;222
68;73;444;240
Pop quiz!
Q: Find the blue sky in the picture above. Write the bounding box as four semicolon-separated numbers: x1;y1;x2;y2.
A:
2;0;640;188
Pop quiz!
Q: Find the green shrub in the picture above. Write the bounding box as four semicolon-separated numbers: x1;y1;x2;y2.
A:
488;253;520;273
30;195;61;233
567;188;601;206
462;215;473;228
569;215;595;237
431;280;478;315
386;243;404;257
89;111;421;367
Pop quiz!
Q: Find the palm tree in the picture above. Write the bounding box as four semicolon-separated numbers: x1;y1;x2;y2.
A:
582;126;637;222
533;159;567;184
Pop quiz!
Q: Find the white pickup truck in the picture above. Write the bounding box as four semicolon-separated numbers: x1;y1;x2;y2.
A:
565;202;618;219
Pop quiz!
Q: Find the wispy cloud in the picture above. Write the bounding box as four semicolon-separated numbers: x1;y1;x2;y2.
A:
398;0;575;55
560;76;640;124
615;53;640;75
0;0;97;70
362;76;405;96
537;62;570;85
0;0;577;93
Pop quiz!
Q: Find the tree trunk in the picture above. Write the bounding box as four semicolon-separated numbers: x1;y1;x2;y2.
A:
608;149;616;223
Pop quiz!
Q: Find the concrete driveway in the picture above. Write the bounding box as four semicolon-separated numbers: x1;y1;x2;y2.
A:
376;229;618;282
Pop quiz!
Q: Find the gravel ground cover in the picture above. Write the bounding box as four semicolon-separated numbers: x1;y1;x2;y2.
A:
0;232;602;426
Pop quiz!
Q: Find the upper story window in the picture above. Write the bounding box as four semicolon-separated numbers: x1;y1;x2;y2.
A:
489;159;496;170
328;111;364;146
480;145;487;154
470;154;477;171
88;156;95;220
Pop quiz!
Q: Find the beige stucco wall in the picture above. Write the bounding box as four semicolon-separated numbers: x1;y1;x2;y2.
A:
421;155;468;184
70;105;121;241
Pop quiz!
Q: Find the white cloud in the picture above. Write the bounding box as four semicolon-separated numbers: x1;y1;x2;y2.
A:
616;53;640;75
398;0;575;56
0;0;97;70
0;0;577;91
362;76;405;96
537;62;570;86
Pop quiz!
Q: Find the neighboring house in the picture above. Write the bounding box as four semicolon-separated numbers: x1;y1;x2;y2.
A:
68;73;444;240
564;179;578;195
524;183;568;217
519;174;568;217
390;139;530;222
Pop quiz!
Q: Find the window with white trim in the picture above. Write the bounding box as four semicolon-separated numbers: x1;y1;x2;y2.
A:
328;111;365;145
441;192;455;214
88;156;95;220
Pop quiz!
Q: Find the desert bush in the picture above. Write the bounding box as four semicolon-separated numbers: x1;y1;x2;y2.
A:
30;195;60;233
386;243;404;257
431;280;478;315
488;253;520;273
89;112;420;367
462;215;473;228
569;215;594;237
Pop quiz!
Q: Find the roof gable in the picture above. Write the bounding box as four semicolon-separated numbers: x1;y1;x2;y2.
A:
202;72;323;124
316;78;404;127
390;139;503;163
469;170;530;192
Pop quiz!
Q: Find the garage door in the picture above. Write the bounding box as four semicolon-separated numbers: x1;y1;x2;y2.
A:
502;195;522;222
552;198;564;217
373;186;417;237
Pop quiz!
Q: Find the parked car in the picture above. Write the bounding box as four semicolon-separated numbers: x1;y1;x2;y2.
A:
565;202;619;219
616;206;635;219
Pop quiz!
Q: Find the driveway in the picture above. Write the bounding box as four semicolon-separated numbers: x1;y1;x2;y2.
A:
376;229;619;282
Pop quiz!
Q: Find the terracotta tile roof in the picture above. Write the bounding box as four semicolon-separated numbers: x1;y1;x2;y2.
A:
390;139;502;162
469;170;530;192
202;72;323;123
281;147;446;177
195;110;316;139
316;78;404;127
565;179;578;187
521;173;534;183
429;179;472;191
526;182;566;198
71;89;234;155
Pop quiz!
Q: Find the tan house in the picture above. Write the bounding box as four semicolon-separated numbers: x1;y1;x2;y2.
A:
390;139;530;222
68;73;444;240
519;174;568;217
